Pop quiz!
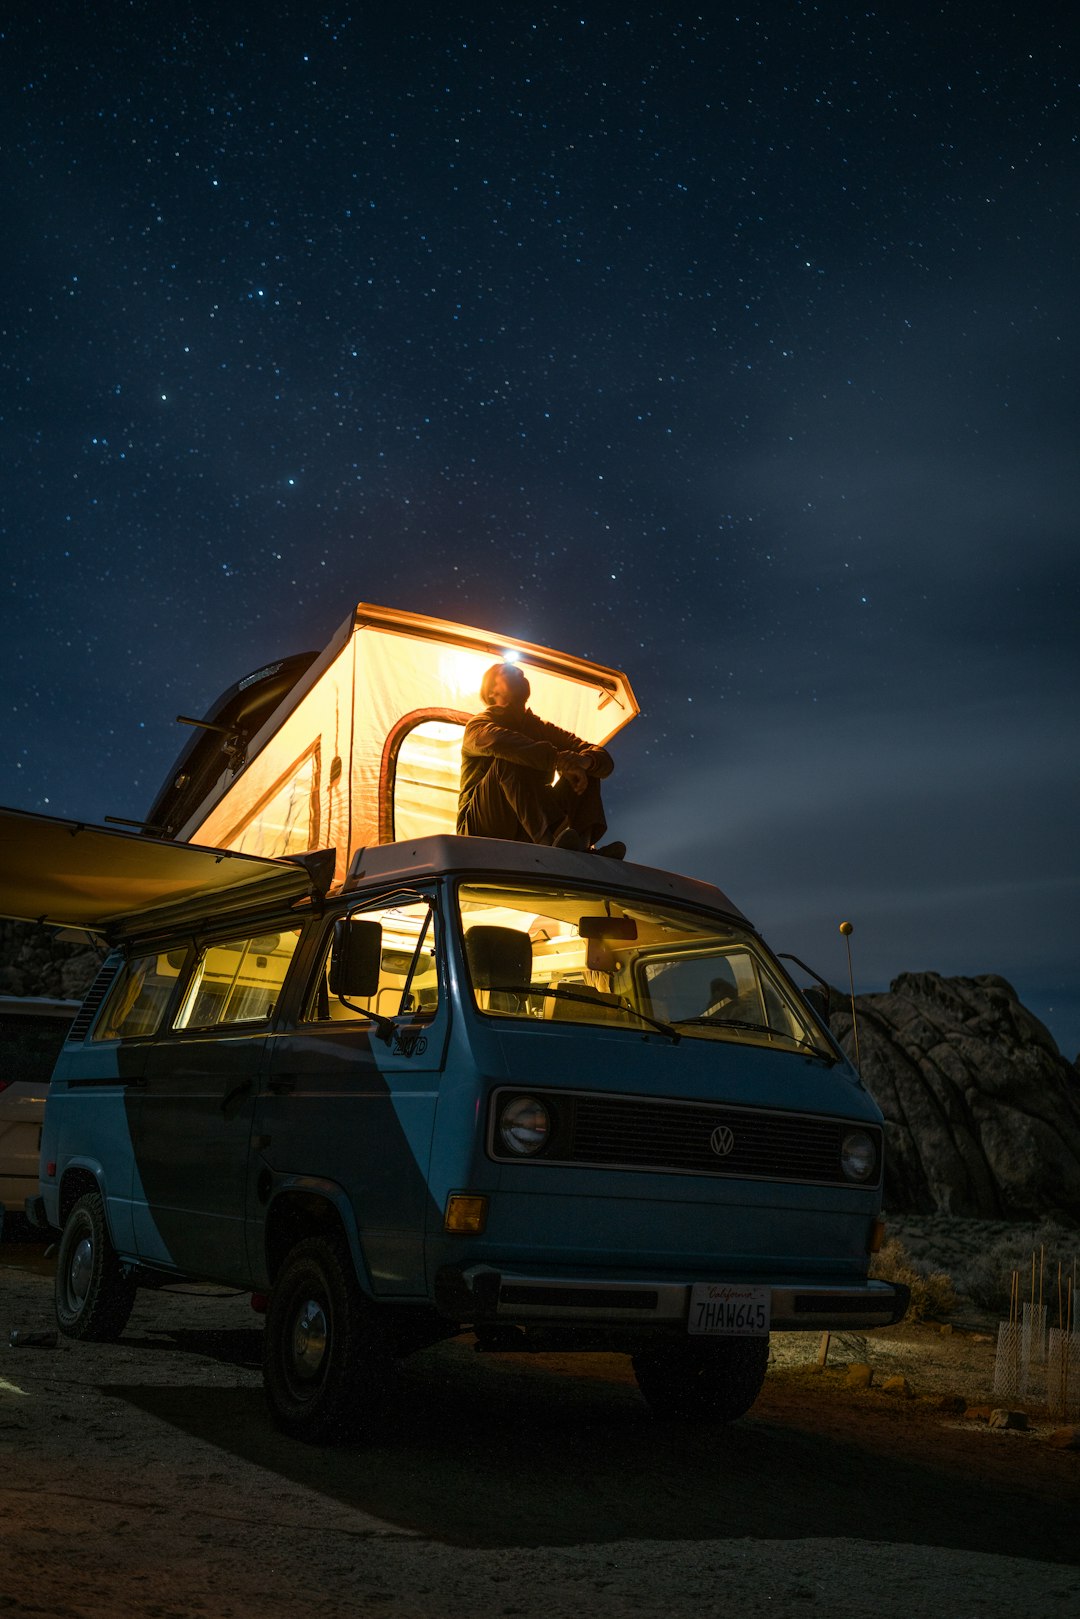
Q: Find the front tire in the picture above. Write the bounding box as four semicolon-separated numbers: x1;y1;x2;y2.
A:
263;1233;390;1444
54;1192;137;1341
633;1335;769;1423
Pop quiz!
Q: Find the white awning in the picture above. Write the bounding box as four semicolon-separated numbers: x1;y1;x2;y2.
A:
0;807;320;942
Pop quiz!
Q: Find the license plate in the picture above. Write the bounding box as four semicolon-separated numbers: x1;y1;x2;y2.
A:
688;1283;771;1336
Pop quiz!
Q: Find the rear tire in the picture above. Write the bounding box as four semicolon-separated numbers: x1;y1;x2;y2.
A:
263;1233;390;1444
633;1334;769;1422
54;1192;137;1341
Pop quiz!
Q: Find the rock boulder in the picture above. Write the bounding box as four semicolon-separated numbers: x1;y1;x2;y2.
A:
0;921;101;1004
829;972;1080;1220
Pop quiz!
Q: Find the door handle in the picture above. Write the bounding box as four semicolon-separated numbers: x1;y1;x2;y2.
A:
267;1074;297;1095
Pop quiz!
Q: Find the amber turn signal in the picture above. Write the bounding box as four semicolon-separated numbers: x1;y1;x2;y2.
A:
868;1217;886;1254
444;1193;489;1235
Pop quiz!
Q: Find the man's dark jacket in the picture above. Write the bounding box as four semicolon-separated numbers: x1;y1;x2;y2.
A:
456;705;612;834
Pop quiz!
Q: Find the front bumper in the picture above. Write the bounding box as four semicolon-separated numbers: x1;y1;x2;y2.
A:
435;1264;909;1331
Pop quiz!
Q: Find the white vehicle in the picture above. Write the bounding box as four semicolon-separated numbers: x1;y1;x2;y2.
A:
0;996;80;1233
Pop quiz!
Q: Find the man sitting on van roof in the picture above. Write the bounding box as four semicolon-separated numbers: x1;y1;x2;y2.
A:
457;662;625;858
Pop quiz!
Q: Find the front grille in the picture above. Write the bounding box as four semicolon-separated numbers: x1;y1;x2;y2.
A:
490;1088;880;1188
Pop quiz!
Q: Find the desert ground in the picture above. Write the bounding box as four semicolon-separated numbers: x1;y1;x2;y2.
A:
1;1218;1078;1618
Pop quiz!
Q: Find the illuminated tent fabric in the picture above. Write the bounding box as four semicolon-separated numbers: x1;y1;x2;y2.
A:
181;603;638;886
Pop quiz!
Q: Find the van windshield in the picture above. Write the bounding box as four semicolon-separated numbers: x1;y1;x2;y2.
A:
457;883;832;1058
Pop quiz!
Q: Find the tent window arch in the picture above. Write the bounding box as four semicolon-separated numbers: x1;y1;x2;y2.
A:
379;709;470;844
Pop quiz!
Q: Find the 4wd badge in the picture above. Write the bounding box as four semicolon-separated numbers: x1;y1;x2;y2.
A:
393;1033;428;1059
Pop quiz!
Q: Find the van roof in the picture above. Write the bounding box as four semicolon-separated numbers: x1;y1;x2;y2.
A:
344;835;751;925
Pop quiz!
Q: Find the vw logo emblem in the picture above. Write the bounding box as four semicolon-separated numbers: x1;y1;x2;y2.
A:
709;1124;735;1157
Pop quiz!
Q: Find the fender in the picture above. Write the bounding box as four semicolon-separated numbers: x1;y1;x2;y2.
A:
53;1156;136;1258
259;1171;378;1298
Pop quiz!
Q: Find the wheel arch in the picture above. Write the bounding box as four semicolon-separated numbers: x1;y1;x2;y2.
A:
57;1162;106;1227
262;1181;375;1296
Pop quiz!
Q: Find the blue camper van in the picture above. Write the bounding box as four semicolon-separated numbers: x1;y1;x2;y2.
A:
28;828;906;1443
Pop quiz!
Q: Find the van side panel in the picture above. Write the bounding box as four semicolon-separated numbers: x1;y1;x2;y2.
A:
45;1044;141;1254
258;1020;447;1296
127;1029;266;1281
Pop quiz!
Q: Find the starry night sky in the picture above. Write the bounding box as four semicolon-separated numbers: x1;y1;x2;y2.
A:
2;5;1077;1055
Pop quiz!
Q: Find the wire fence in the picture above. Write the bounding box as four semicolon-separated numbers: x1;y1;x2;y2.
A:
992;1256;1077;1420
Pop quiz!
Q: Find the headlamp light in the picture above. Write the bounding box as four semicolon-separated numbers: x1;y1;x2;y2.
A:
498;1095;550;1156
840;1128;877;1183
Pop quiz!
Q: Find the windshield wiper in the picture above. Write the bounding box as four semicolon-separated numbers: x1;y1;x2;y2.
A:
674;1015;827;1056
480;983;680;1043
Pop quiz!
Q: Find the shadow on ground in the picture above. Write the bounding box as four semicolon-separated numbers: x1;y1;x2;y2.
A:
123;1325;264;1368
105;1340;1080;1562
0;1234;55;1275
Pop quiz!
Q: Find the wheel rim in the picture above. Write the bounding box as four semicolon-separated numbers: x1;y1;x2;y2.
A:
67;1231;94;1310
289;1295;330;1386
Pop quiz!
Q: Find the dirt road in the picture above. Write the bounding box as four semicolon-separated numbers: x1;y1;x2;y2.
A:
2;1236;1078;1617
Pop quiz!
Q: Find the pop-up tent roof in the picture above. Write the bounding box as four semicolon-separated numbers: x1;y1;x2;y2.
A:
172;603;639;886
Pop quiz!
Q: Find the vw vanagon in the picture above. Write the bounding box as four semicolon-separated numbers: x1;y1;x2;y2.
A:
30;830;906;1441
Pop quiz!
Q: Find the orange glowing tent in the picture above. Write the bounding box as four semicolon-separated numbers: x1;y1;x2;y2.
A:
152;603;638;887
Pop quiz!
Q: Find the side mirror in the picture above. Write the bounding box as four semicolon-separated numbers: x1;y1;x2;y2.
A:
801;984;831;1022
777;953;831;1020
329;918;382;999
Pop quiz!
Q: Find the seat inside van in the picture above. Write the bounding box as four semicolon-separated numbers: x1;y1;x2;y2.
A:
465;925;531;1012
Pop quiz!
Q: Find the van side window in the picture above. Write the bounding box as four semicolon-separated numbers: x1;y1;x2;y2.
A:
305;899;438;1024
93;950;186;1042
173;929;302;1031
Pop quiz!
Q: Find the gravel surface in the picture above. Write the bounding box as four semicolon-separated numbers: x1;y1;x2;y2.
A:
2;1227;1078;1618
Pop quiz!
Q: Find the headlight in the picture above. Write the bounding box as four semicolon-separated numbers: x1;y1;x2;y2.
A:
498;1095;550;1156
840;1129;877;1183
